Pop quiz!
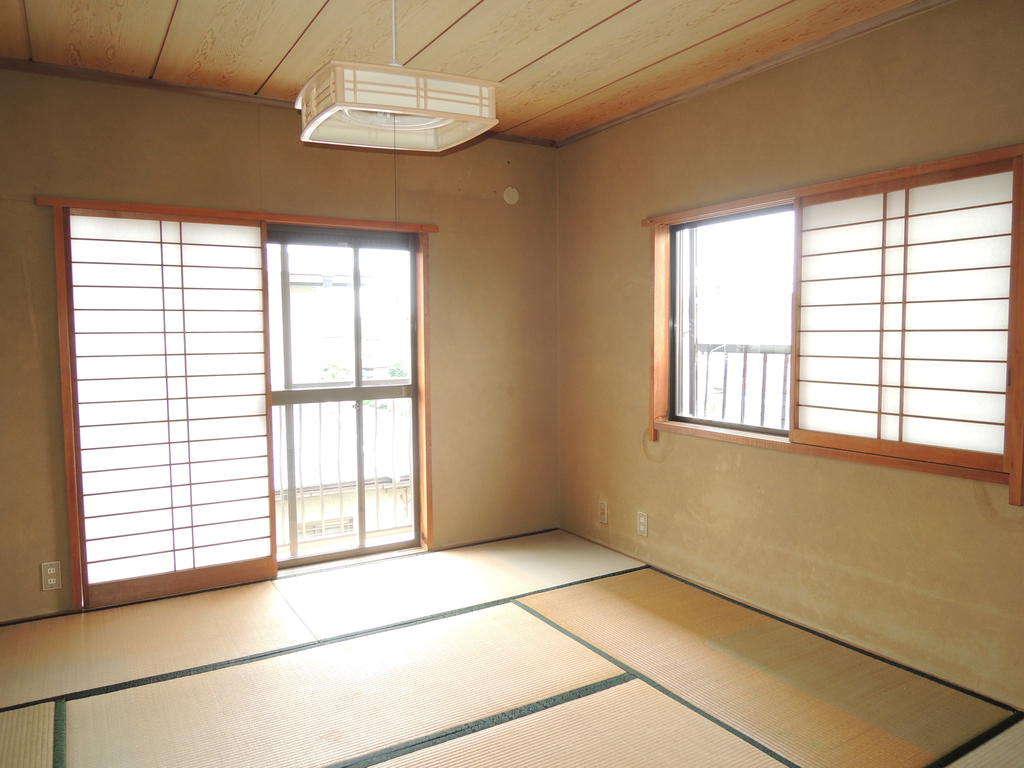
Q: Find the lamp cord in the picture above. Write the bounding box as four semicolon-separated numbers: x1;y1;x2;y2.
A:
390;0;399;66
391;0;400;224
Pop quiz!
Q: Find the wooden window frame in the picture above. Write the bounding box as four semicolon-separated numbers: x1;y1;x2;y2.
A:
646;144;1024;502
39;195;437;608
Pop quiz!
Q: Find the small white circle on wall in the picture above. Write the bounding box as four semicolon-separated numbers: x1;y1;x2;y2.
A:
503;186;520;205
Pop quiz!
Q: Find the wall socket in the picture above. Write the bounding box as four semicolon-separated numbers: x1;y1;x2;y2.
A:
41;561;61;591
598;501;609;525
637;511;648;537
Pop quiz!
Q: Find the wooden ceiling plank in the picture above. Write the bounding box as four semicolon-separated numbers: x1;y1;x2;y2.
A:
0;0;30;58
152;0;328;93
24;0;179;77
492;0;809;131
257;0;479;101
503;0;921;143
402;0;486;64
502;0;923;140
406;0;641;83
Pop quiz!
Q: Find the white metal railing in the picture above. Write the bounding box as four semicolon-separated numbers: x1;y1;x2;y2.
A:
692;343;791;431
272;399;415;560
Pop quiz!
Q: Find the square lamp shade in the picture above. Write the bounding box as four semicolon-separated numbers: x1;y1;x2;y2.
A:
295;61;498;152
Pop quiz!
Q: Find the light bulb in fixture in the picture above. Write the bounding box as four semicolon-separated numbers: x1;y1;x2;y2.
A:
338;109;455;132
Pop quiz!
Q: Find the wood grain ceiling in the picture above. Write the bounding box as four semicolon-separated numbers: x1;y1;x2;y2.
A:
0;0;943;145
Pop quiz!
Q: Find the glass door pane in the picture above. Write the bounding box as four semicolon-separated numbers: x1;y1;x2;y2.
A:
359;248;412;386
267;228;418;564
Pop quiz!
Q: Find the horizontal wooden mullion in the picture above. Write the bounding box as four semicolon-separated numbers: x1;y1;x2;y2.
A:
85;556;276;608
796;402;877;416
71;236;263;248
80;415;267;428
799;401;1004;427
790;427;1004;472
802;217;885;233
87;516;269;545
76;330;264;335
86;547;178;565
803;296;1011;309
79;392;265;405
191;534;270;553
76;491;294;522
82;473;268;498
72;307;267;313
800;200;1013;234
79;433;269;453
190;493;268;509
800;264;1011;284
799;353;1008;363
798;378;1005;395
86;535;270;564
79;372;263;382
801;328;1008;333
76;351;265;358
82;453;268;476
802;232;1010;259
72;259;262;270
901;412;1004;427
73;283;263;292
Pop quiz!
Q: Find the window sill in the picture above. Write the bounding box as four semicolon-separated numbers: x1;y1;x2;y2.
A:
652;418;1008;485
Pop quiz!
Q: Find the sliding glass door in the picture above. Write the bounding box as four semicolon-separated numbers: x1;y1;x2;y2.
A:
266;226;419;563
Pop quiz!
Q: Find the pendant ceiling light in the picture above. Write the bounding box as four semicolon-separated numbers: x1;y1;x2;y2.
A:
295;0;498;152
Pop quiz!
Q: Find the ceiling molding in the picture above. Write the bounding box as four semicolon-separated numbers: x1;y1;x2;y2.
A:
549;0;955;148
0;57;295;110
488;132;556;148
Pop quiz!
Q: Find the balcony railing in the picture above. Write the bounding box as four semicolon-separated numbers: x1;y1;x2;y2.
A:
689;343;791;432
271;399;415;561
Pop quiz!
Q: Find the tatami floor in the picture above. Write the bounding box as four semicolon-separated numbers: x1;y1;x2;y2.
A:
0;530;1019;768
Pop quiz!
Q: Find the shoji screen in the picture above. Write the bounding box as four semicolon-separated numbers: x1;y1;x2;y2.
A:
64;211;275;606
792;161;1017;471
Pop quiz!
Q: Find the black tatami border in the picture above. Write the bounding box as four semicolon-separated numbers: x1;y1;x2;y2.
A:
4;539;1020;768
0;564;649;714
326;674;634;768
512;600;799;768
651;567;1014;711
52;698;65;768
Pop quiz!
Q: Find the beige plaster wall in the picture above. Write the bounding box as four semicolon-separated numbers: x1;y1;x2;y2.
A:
0;69;558;622
556;0;1024;706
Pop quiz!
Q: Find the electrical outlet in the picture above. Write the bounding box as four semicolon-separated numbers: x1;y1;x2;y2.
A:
598;501;608;524
41;561;61;591
637;511;648;537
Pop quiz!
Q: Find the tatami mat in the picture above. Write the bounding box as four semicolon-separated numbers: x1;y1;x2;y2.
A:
378;678;783;768
0;703;53;768
273;530;642;639
950;720;1024;767
67;603;621;768
520;569;1013;768
0;581;313;709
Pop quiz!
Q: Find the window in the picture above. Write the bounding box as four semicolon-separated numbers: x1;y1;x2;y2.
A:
649;145;1024;501
43;197;434;608
671;206;795;434
793;161;1014;471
